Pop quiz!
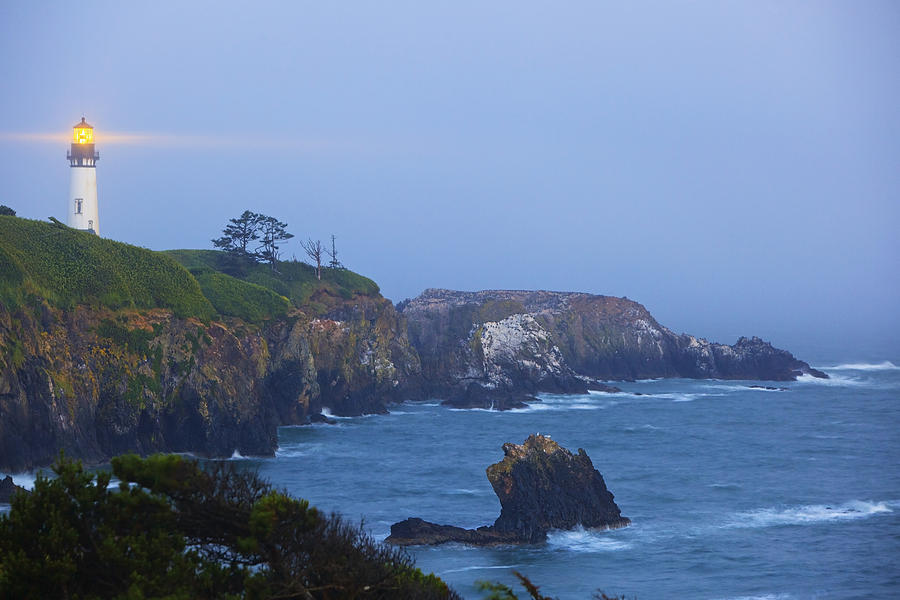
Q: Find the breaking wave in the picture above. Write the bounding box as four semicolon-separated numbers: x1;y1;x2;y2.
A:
546;526;632;552
622;424;663;433
711;595;795;600
444;488;487;496
502;396;618;413
724;500;896;529
275;442;324;458
320;408;357;420
440;564;521;575
708;482;742;491
823;361;898;371
795;373;865;386
652;392;722;402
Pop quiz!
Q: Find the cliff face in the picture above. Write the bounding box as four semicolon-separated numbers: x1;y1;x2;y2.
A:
0;272;827;471
0;292;420;472
400;289;825;403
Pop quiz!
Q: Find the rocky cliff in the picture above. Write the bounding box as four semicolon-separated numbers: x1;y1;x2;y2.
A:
0;218;828;470
400;289;826;406
0;292;420;472
386;434;629;545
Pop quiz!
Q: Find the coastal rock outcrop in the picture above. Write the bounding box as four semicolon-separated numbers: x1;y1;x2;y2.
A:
386;434;629;545
399;289;826;404
0;475;28;503
0;293;421;472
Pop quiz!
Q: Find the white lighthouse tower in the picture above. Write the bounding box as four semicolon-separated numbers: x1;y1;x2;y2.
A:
67;117;100;235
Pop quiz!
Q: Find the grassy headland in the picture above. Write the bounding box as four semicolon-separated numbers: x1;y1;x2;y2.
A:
0;216;382;322
165;248;380;315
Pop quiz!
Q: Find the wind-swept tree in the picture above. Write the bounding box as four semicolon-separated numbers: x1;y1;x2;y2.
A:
327;234;344;270
212;210;263;257
301;238;325;280
0;205;15;216
255;216;294;268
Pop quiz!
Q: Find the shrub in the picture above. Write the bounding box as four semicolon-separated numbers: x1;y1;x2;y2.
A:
0;454;460;599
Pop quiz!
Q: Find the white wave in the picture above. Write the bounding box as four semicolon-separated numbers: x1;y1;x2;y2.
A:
623;424;662;433
387;410;413;416
546;526;631;552
702;383;787;393
795;373;865;386
228;449;249;460
711;594;794;600
725;500;896;529
510;401;612;413
708;482;742;490
275;446;316;458
653;392;718;402
586;389;634;398
823;361;899;371
440;564;521;575
445;488;483;496
320;408;355;420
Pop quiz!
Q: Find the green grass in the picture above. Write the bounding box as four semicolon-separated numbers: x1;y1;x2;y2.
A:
0;216;383;321
165;249;380;309
0;216;214;318
191;268;291;322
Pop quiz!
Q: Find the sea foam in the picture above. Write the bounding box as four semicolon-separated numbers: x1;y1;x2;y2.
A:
711;594;795;600
546;526;632;552
320;407;354;419
795;373;865;387
440;564;522;575
823;361;899;371
725;500;895;529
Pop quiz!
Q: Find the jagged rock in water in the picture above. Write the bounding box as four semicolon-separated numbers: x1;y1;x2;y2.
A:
0;476;28;503
386;434;629;546
488;434;630;541
386;518;519;546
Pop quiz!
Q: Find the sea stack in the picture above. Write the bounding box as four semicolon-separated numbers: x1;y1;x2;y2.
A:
387;434;629;545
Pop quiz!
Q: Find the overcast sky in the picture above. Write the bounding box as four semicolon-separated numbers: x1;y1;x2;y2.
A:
1;2;897;360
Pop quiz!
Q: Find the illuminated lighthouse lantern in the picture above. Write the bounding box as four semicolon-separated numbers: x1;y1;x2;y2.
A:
67;117;100;235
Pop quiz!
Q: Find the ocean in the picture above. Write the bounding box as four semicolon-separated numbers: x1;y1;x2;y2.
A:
5;360;899;598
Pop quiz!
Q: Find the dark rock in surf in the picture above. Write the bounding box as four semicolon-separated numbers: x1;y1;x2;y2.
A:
386;434;629;546
439;384;532;411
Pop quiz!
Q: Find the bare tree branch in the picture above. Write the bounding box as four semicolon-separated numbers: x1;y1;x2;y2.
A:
300;238;325;280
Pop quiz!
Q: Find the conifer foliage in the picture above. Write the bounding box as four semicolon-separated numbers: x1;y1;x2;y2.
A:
0;454;458;599
213;210;294;268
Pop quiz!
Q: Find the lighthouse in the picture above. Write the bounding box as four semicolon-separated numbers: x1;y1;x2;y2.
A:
67;117;100;235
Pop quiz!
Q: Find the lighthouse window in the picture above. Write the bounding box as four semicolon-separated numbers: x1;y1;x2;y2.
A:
75;198;83;214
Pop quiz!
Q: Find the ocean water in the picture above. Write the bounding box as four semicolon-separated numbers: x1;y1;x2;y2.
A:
4;362;899;598
255;362;900;599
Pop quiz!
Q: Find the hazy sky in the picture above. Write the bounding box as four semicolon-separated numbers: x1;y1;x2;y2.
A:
1;2;897;359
